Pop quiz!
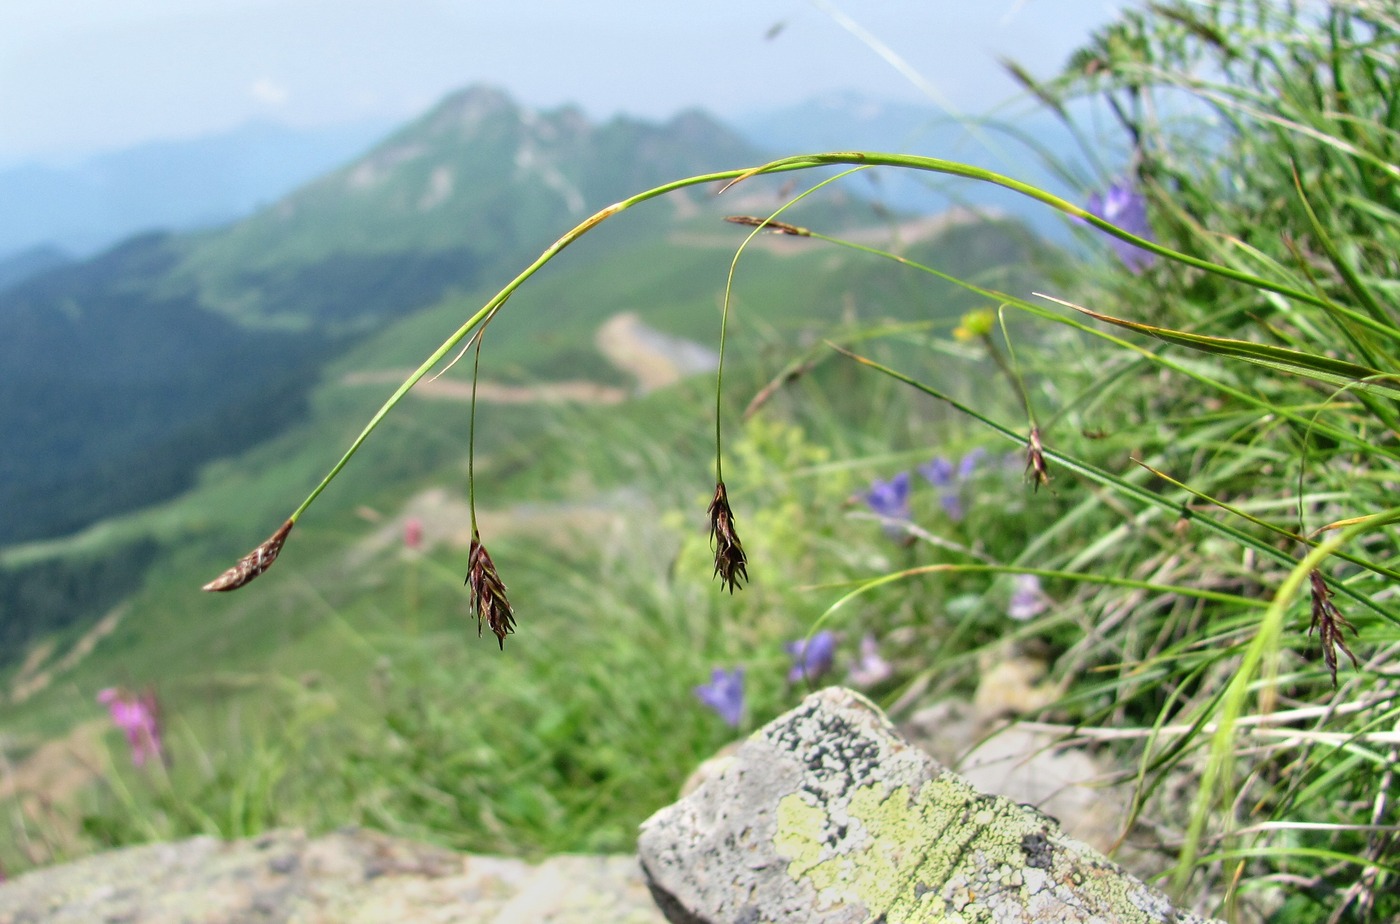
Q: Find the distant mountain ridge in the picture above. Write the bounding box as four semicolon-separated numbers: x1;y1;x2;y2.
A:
0;119;393;260
0;89;1092;278
0;245;71;293
183;86;764;327
0;85;767;547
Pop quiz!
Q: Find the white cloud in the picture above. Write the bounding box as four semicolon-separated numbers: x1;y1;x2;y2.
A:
250;77;289;106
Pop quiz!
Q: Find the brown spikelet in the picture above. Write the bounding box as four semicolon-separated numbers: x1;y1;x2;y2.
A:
1025;426;1050;492
1309;569;1359;688
466;535;516;650
202;519;294;591
723;215;810;236
707;481;749;593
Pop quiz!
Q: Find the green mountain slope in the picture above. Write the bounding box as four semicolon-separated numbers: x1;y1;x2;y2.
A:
0;86;768;552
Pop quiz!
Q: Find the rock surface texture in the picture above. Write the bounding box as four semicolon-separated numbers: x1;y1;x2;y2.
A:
638;687;1221;924
0;828;665;924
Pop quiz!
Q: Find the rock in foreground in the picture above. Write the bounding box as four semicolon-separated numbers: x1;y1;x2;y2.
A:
638;686;1220;924
0;828;664;924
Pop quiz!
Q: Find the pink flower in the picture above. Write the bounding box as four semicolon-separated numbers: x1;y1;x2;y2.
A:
403;517;424;551
1008;574;1049;621
98;687;166;768
847;634;894;688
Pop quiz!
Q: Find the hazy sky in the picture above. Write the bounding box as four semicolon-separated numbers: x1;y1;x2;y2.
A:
0;1;1131;164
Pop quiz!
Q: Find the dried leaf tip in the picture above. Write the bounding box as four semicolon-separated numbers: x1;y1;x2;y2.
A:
1309;569;1359;688
723;215;810;236
202;519;294;592
1025;426;1050;492
466;536;516;650
707;481;749;593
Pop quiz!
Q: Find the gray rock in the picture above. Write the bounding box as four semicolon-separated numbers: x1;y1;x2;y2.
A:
0;828;665;924
638;687;1222;924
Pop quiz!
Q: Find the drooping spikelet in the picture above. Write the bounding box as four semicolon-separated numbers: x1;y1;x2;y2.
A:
202;519;294;592
707;481;749;593
1309;569;1359;688
1025;426;1050;492
723;215;811;237
466;535;516;650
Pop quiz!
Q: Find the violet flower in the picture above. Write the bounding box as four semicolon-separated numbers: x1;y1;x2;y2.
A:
919;456;966;522
785;630;837;684
863;471;913;539
847;633;894;688
864;472;912;520
957;448;987;480
1086;180;1155;272
917;457;955;488
1008;574;1049;621
694;667;745;728
98;687;166;768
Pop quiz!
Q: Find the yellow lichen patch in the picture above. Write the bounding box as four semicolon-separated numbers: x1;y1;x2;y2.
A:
775;782;962;919
772;773;1177;924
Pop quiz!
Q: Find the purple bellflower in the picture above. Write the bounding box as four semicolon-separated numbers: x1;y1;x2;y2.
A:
919;455;970;522
694;667;745;728
786;630;837;684
1086;180;1155;273
863;471;913;539
957;448;987;480
917;457;955;488
864;471;912;520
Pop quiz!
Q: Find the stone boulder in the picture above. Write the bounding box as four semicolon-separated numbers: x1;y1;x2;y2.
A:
638;686;1221;924
0;828;665;924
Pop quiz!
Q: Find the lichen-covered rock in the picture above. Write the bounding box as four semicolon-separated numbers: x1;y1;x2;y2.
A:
638;687;1222;924
0;828;665;924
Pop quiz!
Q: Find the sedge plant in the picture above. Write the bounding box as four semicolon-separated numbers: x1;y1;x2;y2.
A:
194;1;1400;919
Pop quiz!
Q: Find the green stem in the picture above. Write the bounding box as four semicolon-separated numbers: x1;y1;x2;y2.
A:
740;152;1343;314
467;318;490;538
285;149;1348;526
830;342;1398;626
286;163;812;523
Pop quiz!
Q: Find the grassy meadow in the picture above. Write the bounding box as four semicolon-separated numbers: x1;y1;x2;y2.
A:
4;2;1400;921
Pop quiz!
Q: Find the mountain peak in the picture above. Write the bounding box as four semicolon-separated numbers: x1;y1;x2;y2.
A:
421;84;520;138
181;84;765;325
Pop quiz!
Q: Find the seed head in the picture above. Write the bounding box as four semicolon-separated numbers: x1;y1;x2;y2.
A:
1025;427;1050;492
1309;569;1359;688
203;519;294;592
466;536;516;649
723;215;810;236
708;481;749;593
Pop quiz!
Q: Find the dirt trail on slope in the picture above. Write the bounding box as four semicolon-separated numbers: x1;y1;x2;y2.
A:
8;606;127;705
340;371;629;405
341;311;716;404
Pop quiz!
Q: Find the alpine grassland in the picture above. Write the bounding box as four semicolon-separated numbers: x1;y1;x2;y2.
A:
4;2;1398;921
